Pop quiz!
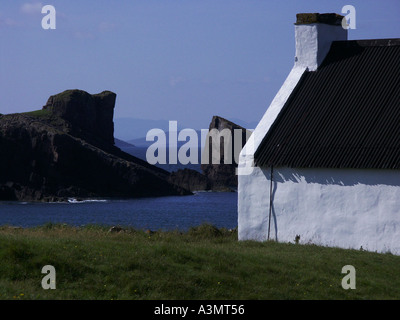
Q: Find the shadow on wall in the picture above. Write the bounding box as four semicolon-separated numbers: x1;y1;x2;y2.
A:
262;167;278;241
272;167;400;187
262;166;400;242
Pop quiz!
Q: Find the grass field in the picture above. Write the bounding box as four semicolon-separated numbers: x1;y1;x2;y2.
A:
0;223;399;300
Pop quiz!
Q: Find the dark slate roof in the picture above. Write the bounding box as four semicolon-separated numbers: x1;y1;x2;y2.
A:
254;38;400;169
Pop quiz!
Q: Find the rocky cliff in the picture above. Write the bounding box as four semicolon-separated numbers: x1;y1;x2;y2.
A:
169;116;252;192
43;89;116;150
201;116;251;191
0;89;190;201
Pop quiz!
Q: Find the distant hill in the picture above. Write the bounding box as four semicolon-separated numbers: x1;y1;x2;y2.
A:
114;138;135;148
126;130;206;148
114;117;189;142
118;144;203;173
117;129;209;173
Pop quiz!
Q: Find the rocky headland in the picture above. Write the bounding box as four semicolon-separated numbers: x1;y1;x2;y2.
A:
0;89;190;202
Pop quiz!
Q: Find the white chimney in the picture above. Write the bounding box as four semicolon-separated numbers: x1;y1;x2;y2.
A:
294;13;348;71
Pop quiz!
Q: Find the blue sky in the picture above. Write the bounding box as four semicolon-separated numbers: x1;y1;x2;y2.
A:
1;0;399;132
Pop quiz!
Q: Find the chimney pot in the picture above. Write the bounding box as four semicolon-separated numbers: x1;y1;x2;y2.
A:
295;13;344;26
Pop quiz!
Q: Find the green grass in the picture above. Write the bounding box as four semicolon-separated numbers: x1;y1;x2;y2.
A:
0;223;399;300
20;109;52;118
19;108;69;131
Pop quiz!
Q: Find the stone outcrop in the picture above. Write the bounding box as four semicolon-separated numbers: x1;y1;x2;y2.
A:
0;90;190;202
169;116;252;192
43;89;116;149
201;116;251;191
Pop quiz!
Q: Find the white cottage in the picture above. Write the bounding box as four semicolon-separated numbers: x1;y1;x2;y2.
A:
238;13;400;254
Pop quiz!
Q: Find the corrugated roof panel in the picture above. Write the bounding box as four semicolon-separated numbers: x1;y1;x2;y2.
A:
255;39;400;169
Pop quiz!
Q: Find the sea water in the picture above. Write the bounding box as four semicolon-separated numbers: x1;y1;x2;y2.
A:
0;191;237;231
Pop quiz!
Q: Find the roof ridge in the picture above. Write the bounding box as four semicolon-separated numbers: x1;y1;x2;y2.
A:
332;38;400;47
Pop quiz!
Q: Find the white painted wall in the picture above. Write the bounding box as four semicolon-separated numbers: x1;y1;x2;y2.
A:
295;23;347;71
238;166;400;255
